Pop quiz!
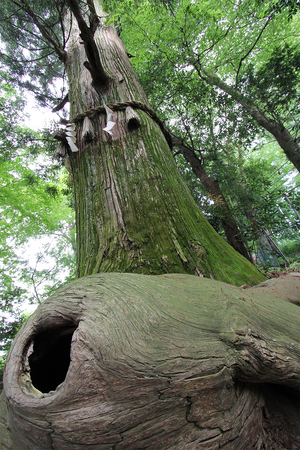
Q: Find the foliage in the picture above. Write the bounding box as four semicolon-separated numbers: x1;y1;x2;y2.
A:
0;273;31;390
105;0;297;76
279;239;300;259
256;0;300;19
0;0;67;107
0;154;76;304
0;77;75;358
0;305;29;391
240;43;300;128
104;0;300;175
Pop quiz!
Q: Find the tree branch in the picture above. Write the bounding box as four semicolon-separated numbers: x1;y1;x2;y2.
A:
12;0;67;62
52;92;69;112
199;20;235;60
65;0;109;86
31;272;42;305
194;65;300;171
235;17;271;86
55;0;67;48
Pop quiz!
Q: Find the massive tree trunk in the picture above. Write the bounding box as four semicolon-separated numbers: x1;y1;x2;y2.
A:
172;136;253;262
62;1;262;284
1;273;299;449
196;67;300;172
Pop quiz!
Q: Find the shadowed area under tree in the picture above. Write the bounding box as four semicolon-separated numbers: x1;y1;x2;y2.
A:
1;273;299;449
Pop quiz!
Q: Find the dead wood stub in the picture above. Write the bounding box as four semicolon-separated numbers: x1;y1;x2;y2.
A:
125;106;141;130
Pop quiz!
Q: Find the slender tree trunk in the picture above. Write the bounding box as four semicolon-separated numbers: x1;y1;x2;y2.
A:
196;67;300;172
172;136;252;262
64;1;263;285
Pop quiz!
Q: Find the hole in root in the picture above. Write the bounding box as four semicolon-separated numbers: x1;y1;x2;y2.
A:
28;324;77;393
266;383;300;409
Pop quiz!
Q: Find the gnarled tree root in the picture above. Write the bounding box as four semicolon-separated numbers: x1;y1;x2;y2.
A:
1;273;299;449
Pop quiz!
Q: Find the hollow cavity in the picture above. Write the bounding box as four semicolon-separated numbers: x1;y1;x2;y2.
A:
28;325;76;393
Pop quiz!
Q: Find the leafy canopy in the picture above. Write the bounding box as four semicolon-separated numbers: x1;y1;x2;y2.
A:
0;0;68;107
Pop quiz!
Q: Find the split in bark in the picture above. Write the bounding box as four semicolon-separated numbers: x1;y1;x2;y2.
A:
66;0;109;87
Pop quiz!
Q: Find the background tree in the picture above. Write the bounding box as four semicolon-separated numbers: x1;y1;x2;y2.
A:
176;135;300;266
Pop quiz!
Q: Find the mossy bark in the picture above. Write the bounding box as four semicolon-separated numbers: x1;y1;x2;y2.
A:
173;138;252;262
65;1;264;285
1;273;299;449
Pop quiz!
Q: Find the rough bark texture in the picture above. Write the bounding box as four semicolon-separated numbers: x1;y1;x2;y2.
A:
172;137;252;262
198;68;300;172
1;273;299;449
64;1;264;285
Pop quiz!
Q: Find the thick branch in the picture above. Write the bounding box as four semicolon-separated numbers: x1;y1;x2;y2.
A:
66;0;109;86
195;66;300;172
52;92;69;112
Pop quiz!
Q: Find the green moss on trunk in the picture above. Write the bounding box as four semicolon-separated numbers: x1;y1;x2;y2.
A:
65;1;265;286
